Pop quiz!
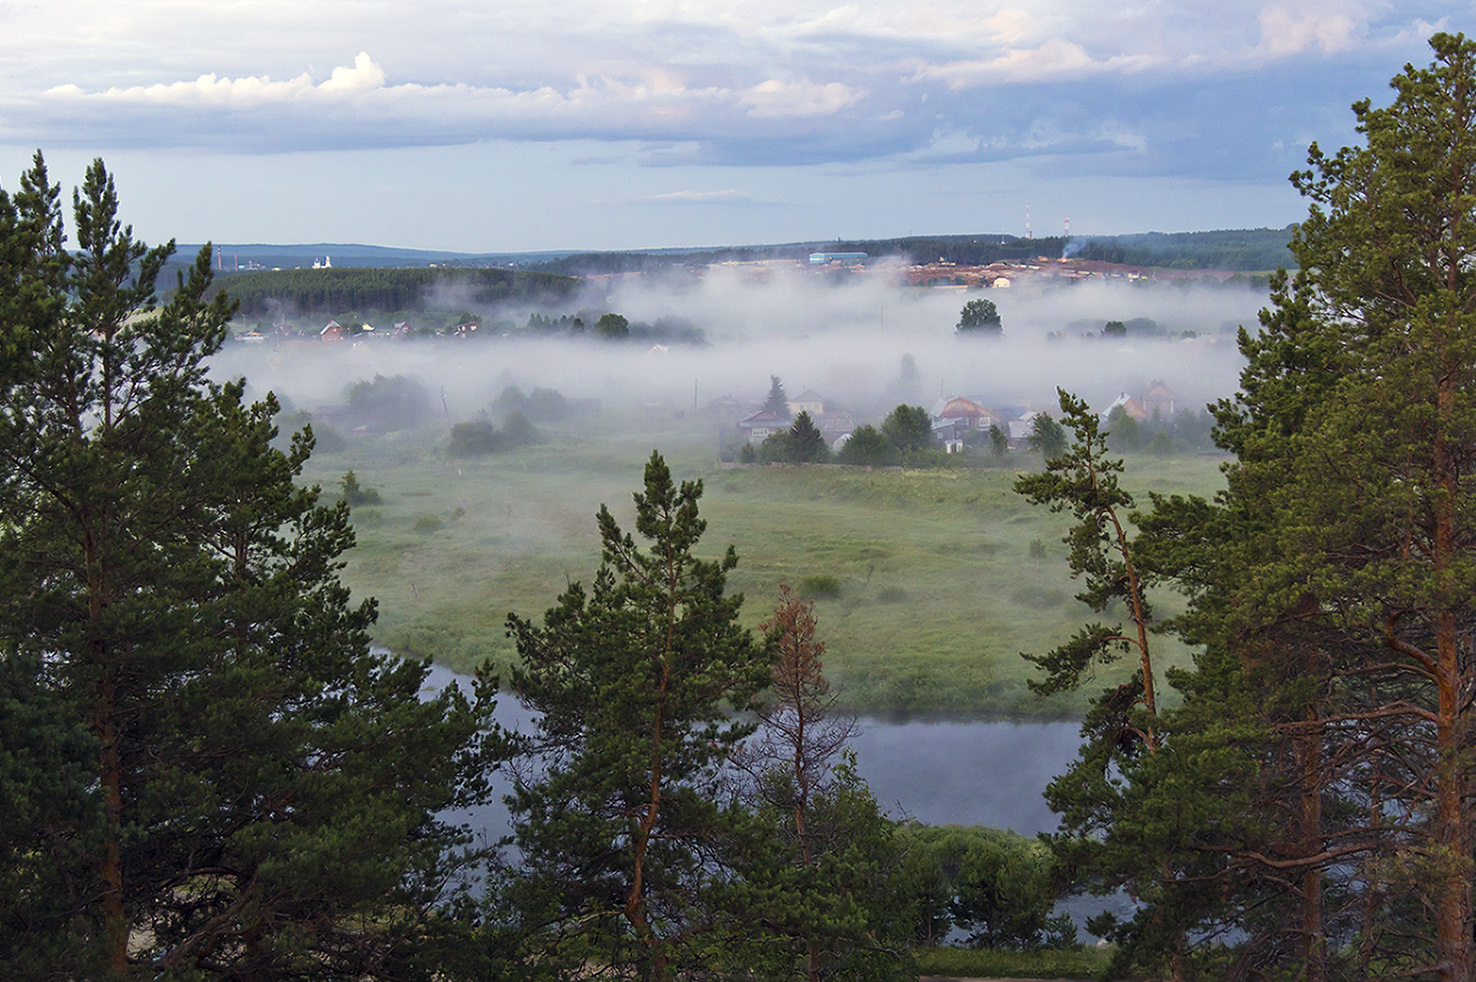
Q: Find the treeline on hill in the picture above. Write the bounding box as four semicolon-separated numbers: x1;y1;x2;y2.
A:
835;234;1070;265
212;265;578;317
530;235;1074;275
527;245;818;275
523;229;1286;275
1071;227;1296;270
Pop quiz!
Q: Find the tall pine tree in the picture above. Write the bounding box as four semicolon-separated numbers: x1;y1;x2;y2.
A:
0;155;503;980
505;452;772;982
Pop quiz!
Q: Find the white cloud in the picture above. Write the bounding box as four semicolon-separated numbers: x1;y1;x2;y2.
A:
911;38;1158;87
740;78;865;118
44;52;388;108
1256;4;1365;56
319;52;388;93
646;189;757;202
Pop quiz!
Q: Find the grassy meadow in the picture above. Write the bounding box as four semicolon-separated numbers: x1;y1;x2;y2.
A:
298;409;1226;717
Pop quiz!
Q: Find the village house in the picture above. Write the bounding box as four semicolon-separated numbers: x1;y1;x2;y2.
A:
737;410;788;442
786;388;826;418
1102;392;1149;422
1141;379;1179;418
932;396;1003;432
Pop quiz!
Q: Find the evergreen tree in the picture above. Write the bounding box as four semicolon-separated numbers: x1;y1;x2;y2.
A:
1015;390;1188;979
1088;33;1476;981
505;452;773;982
763;374;791;418
0;155;502;980
988;423;1009;459
786;411;830;463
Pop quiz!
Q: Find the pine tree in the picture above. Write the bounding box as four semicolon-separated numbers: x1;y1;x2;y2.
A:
764;375;791;419
0;155;502;980
1108;33;1476;981
787;411;830;463
1217;33;1476;981
1015;389;1194;979
505;452;772;982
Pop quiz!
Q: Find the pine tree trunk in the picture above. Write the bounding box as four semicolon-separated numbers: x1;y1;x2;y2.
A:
1431;374;1472;982
1297;709;1325;982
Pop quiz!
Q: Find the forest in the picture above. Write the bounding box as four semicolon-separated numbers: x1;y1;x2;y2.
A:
3;31;1476;982
213;265;579;319
1068;227;1295;270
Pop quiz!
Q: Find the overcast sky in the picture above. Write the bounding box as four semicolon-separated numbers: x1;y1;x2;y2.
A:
0;1;1462;252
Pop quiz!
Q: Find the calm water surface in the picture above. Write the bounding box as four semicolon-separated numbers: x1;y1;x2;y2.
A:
424;665;1082;835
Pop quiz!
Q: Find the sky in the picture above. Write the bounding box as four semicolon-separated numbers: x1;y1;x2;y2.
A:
0;1;1464;253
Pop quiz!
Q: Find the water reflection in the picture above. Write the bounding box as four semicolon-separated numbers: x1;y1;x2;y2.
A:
422;664;1081;835
852;716;1080;833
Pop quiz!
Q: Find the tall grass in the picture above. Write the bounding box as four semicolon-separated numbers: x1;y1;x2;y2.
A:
913;944;1124;980
299;409;1225;716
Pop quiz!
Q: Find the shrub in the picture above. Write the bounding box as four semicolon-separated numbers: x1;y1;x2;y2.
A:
798;574;841;599
448;418;508;456
345;373;433;432
339;470;382;505
412;515;444;535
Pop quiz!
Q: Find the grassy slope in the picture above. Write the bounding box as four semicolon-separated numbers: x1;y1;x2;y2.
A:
300;411;1225;717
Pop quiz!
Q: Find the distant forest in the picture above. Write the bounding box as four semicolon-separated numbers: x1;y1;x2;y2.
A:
212;267;579;318
1069;227;1296;270
526;227;1296;275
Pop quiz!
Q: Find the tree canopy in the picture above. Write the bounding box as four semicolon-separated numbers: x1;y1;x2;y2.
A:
0;155;503;979
1029;33;1476;981
505;453;775;982
881;404;934;453
763;374;792;418
955;298;1002;334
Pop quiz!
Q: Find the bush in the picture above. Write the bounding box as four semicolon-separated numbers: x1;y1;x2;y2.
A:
895;824;1069;952
412;515;444;535
345;374;433;432
339;470;382;505
836;424;897;466
448;419;508;456
1145;432;1175;455
798;574;841;599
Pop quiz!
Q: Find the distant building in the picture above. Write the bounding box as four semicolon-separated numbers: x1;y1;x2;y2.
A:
933;396;1003;431
808;252;868;265
786;389;825;418
737;410;788;442
1103;392;1149;422
1141;379;1179;418
706;395;744;419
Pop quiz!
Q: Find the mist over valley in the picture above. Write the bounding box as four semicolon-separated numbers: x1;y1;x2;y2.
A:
209;261;1252;715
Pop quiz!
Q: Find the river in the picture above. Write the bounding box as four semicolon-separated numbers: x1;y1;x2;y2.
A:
424;664;1082;835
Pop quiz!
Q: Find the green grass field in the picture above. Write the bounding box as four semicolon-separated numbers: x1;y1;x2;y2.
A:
299;410;1226;717
912;943;1123;980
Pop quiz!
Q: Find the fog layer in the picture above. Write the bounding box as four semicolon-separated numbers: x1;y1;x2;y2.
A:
213;269;1263;423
